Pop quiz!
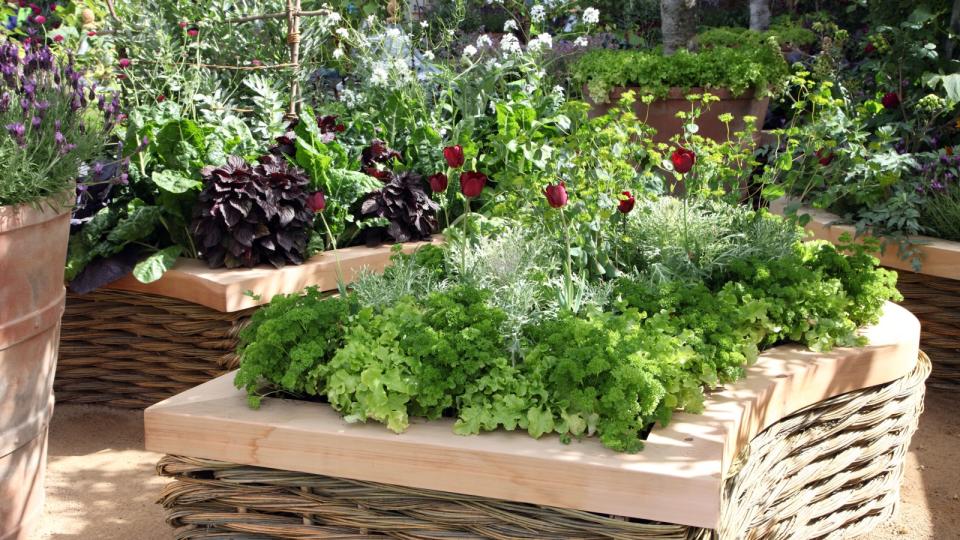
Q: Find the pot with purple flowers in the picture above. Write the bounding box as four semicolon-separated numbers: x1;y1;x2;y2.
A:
0;40;118;539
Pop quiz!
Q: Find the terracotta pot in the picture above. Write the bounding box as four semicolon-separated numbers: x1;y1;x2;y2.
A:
0;192;72;540
589;87;770;144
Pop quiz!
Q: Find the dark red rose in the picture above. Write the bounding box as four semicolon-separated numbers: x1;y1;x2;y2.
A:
882;91;900;109
459;171;487;198
443;145;465;168
307;191;326;212
671;147;696;174
864;42;876;54
428;173;448;193
815;149;834;166
544;181;568;208
617;190;635;214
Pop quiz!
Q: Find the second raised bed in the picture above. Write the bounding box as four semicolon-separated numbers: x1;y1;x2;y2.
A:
56;239;439;408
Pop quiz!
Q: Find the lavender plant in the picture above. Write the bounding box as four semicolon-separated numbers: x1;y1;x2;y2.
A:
0;40;118;207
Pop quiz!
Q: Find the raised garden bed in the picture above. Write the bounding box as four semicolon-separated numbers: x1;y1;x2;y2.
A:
56;239;439;408
145;301;926;539
771;198;960;390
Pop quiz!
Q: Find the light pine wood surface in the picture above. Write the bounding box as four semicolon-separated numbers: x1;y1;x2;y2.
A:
105;237;442;312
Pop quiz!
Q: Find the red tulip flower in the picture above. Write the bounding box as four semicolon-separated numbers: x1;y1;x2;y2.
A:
459;171;487;198
617;190;635;214
544;181;568;208
187;28;199;37
307;191;326;213
428;173;448;193
670;147;696;174
33;15;45;24
882;91;900;109
815;149;834;166
443;145;465;168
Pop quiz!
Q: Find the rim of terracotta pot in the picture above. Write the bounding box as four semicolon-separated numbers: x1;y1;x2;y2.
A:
0;189;74;234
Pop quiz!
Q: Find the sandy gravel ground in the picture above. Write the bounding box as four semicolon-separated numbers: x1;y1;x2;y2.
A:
26;388;960;540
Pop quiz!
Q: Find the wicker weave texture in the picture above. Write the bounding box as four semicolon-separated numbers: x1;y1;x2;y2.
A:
56;290;255;408
895;271;960;390
154;354;929;540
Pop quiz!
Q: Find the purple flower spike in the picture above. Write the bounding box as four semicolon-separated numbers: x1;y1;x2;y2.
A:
31;116;40;128
54;130;65;145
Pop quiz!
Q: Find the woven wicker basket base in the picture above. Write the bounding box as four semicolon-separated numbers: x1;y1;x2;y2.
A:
57;290;255;408
155;354;929;540
894;271;960;390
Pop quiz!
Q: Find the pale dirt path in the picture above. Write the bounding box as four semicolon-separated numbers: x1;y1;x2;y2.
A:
27;389;958;539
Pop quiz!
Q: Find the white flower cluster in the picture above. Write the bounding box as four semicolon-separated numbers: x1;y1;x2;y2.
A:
476;34;493;49
582;7;600;24
463;44;478;57
503;19;518;32
500;33;522;55
530;4;546;23
527;32;553;52
574;36;589;47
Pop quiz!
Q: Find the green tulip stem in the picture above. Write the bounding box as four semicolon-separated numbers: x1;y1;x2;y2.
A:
462;196;471;274
560;207;573;310
320;212;347;296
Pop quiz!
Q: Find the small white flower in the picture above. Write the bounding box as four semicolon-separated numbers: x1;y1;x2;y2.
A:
582;7;600;25
503;19;518;32
423;50;435;61
327;11;342;24
333;47;344;59
530;4;546;23
420;20;429;28
476;34;493;48
462;44;478;57
552;85;565;96
574;36;589;47
370;64;389;86
533;32;552;51
386;27;402;38
335;27;349;38
365;14;376;26
500;33;521;54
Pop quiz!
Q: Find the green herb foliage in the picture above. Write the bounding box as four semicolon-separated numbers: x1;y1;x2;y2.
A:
235;203;899;453
571;43;789;102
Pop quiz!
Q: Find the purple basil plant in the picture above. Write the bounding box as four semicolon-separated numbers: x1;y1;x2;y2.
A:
0;39;120;207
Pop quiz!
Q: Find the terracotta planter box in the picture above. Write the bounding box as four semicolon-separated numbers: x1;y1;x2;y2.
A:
145;302;926;539
588;87;769;144
771;198;960;390
1;193;72;540
56;238;441;408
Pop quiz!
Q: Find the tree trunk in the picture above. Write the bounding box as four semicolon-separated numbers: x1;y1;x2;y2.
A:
945;0;960;61
661;0;698;55
749;0;771;31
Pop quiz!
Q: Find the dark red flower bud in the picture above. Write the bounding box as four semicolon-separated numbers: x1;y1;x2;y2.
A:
459;171;487;198
864;42;876;54
187;27;199;37
815;148;834;166
443;144;465;168
617;190;635;214
670;147;696;174
52;34;63;42
544;181;568;208
178;21;188;28
881;91;900;109
33;15;45;24
29;3;40;14
156;94;165;103
87;30;96;36
335;124;345;132
307;191;326;212
428;172;448;193
118;58;130;69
